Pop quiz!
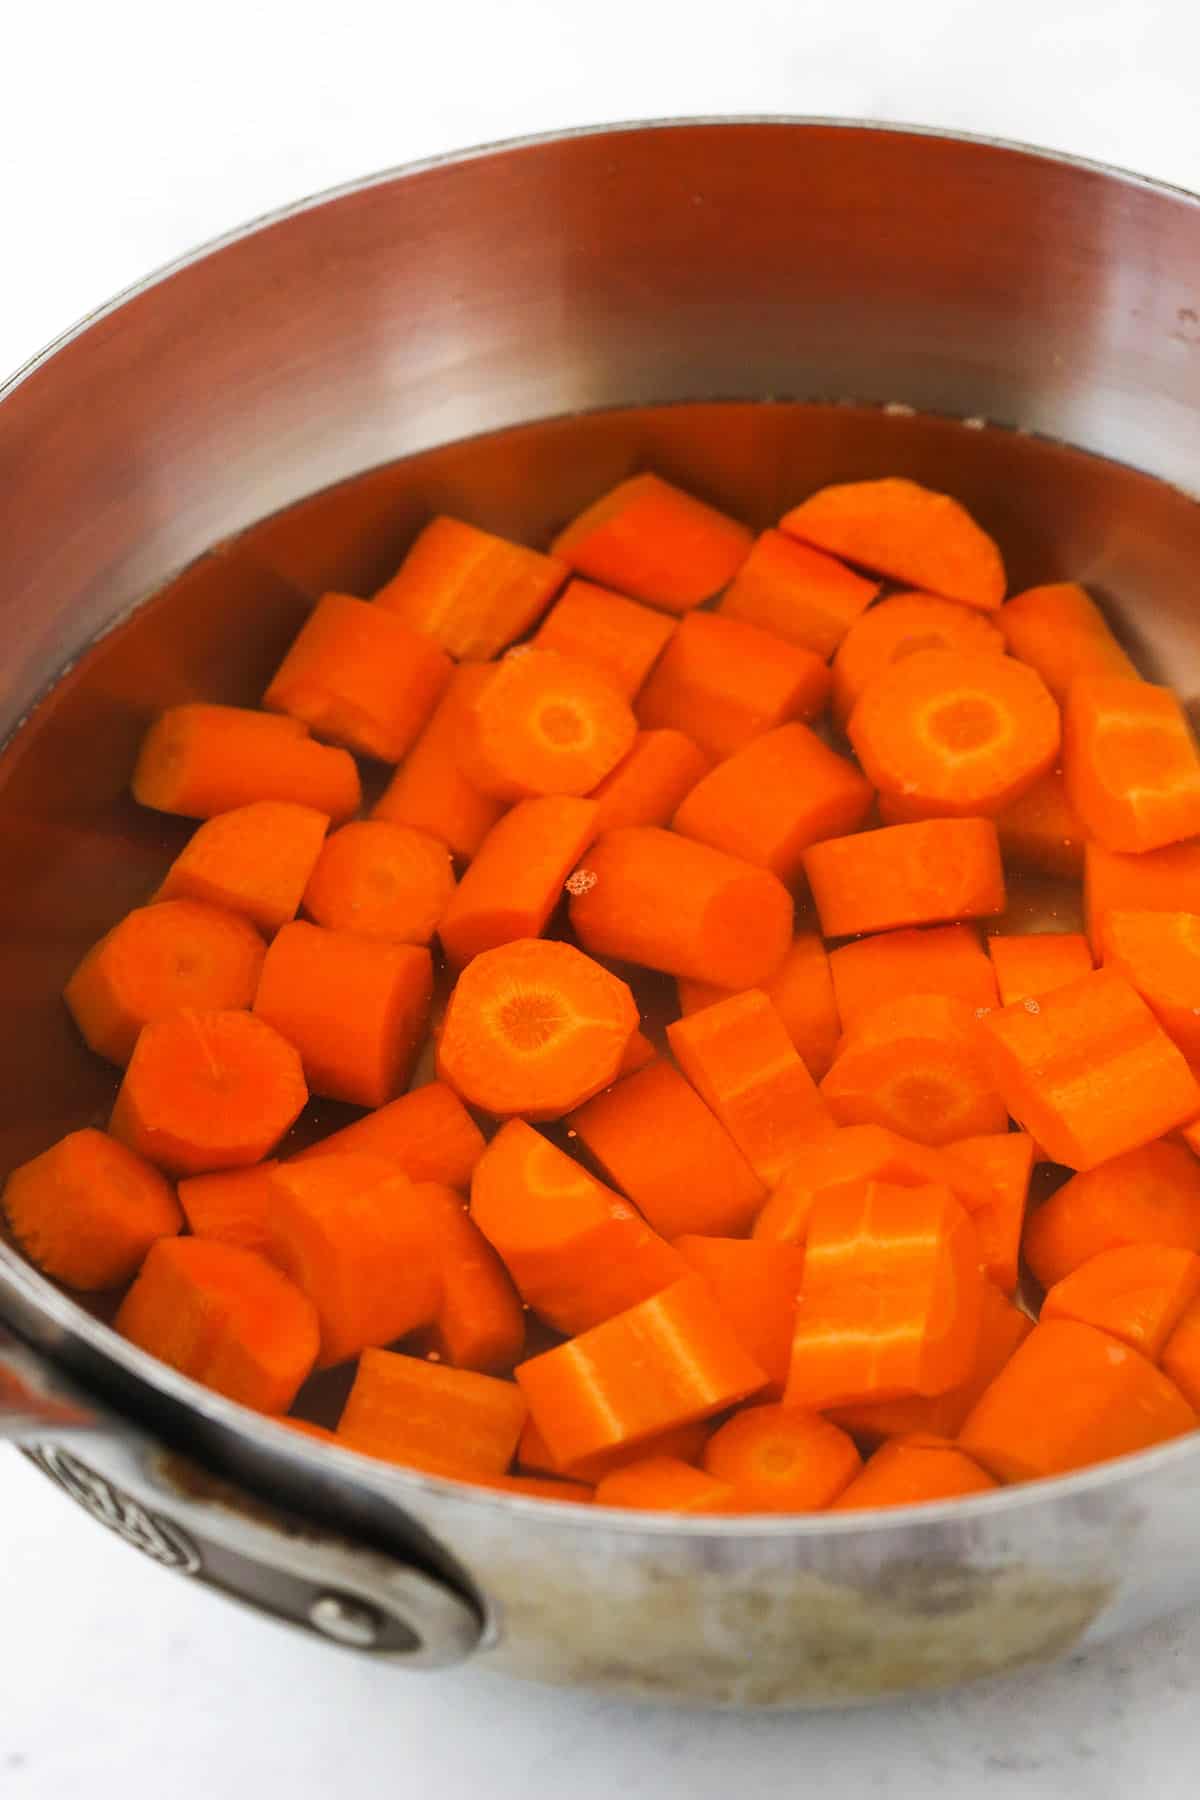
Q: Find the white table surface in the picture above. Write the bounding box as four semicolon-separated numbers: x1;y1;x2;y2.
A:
4;0;1200;1789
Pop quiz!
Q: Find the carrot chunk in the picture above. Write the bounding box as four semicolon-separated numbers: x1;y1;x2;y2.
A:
589;730;709;834
829;924;998;1034
1063;677;1200;854
704;1404;861;1510
302;820;455;946
293;1080;484;1188
1099;910;1200;1061
374;516;566;660
674;1236;807;1397
615;1029;656;1078
411;1182;525;1374
1161;1301;1200;1410
995;768;1088;880
337;1347;527;1475
1041;1244;1200;1361
371;666;504;861
156;802;329;935
177;1163;278;1258
831;591;1006;726
594;1456;733;1513
1085;838;1200;953
1023;1141;1200;1290
752;1123;993;1246
516;1415;709;1483
678;934;842;1081
999;582;1138;702
637;613;830;761
820;994;1007;1147
532;579;675;698
946;1131;1034;1294
438;796;597;968
65;900;266;1067
780;478;1006;611
830;1436;997;1509
803;819;1005;939
550;472;752;614
133;704;360;822
987;932;1093;1007
459;648;637;802
717;529;879;657
2;1128;181;1290
479;1474;593;1504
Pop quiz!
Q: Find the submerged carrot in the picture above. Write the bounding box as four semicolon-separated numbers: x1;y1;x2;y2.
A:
532;579;675;698
438;796;597;968
820;993;1007;1147
830;1436;997;1510
1063;677;1200;854
1041;1244;1200;1361
637;612;830;761
678;934;842;1081
717;529;879;657
374;515;566;660
2;1128;181;1291
133;704;360;822
995;768;1088;880
337;1346;527;1474
589;730;709;834
828;924;997;1034
947;1131;1034;1294
674;1236;807;1396
1161;1301;1200;1410
302;820;456;945
1023;1140;1200;1291
1100;910;1200;1061
411;1183;525;1374
595;1456;733;1513
177;1163;279;1259
294;1080;485;1189
1085;839;1200;953
550;472;753;614
615;1028;656;1078
156;802;329;935
459;648;637;802
803;819;1005;939
704;1404;861;1511
516;1414;710;1484
831;592;1006;726
987;932;1093;1007
371;665;504;861
1000;582;1138;702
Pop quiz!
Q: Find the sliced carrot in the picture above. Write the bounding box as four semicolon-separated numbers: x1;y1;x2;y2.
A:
568;1060;766;1238
516;1414;710;1483
780;478;1006;611
589;730;709;834
337;1347;527;1474
568;826;793;988
999;582;1138;702
459;648;637;802
373;515;566;660
946;1131;1034;1294
678;934;842;1081
178;1163;279;1259
437;937;637;1120
116;1237;319;1414
671;723;873;884
1041;1244;1200;1361
302;820;455;945
477;1474;594;1503
829;1436;997;1510
820;994;1007;1147
1023;1140;1200;1291
674;1236;807;1397
133;704;360;823
1161;1301;1200;1409
371;666;504;862
976;968;1200;1171
803;819;1005;939
514;1276;767;1469
594;1457;734;1513
410;1182;525;1374
831;591;1006;726
987;932;1093;1007
531;579;675;698
958;1318;1196;1482
253;920;432;1108
110;1009;307;1176
703;1404;860;1511
1100;910;1200;1061
65;899;266;1067
637;613;830;761
156;802;329;935
1063;677;1200;854
2;1128;181;1291
829;924;997;1035
995;767;1088;880
717;529;879;657
1085;839;1200;953
470;1120;686;1334
438;796;597;968
550;472;753;614
293;1080;484;1189
616;1029;656;1077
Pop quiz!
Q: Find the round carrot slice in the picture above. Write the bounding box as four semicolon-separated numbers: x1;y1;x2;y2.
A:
459;648;637;802
703;1403;861;1511
303;820;456;945
831;592;1006;725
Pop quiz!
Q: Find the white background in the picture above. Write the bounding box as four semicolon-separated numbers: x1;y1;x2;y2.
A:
4;0;1200;1791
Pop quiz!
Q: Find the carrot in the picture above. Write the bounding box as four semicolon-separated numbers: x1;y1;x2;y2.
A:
678;934;842;1081
780;478;1006;611
514;1276;767;1469
995;767;1088;880
589;730;709;833
531;579;675;698
278;1418;340;1446
458;648;637;802
976;968;1200;1171
820;993;1007;1147
831;592;1006;727
568;1060;766;1238
1085;839;1200;954
703;1404;861;1511
987;932;1093;1007
155;802;329;935
616;1029;656;1077
470;1120;686;1334
293;1080;485;1189
550;472;753;614
594;1457;732;1512
438;796;597;968
478;1474;594;1503
829;924;998;1035
1161;1300;1200;1409
958;1318;1196;1483
716;529;879;657
636;613;830;761
1040;1244;1200;1361
786;1180;987;1409
373;515;566;660
263;592;451;763
848;650;1060;819
269;1153;441;1366
1099;910;1200;1061
803;819;1005;939
671;723;873;884
409;1183;525;1374
437;938;637;1120
178;1163;279;1259
253;920;432;1108
371;666;504;862
132;704;360;822
337;1346;527;1475
1063;677;1200;854
110;1009;307;1176
302;820;455;946
946;1131;1034;1294
829;1436;997;1510
568;826;793;988
1023;1140;1200;1291
999;582;1138;702
674;1236;807;1397
516;1414;710;1483
2;1128;181;1291
667;990;834;1186
64;899;266;1067
116;1237;319;1414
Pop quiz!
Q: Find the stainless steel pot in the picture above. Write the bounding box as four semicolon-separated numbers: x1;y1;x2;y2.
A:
2;119;1200;1709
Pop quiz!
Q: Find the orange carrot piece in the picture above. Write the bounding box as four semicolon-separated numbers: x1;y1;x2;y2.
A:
371;666;504;862
594;1456;733;1513
1085;839;1200;953
374;515;566;660
516;1414;710;1483
437;938;637;1120
786;1181;987;1409
476;1474;594;1503
132;704;360;823
253;920;432;1108
410;1182;525;1374
459;648;637;803
110;1009;307;1176
116;1237;319;1414
831;591;1006;727
829;1435;997;1510
293;1080;485;1188
667;990;834;1186
829;924;998;1035
337;1346;527;1474
672;723;873;884
616;1029;656;1078
803;819;1005;939
531;579;675;698
674;1236;807;1397
589;729;709;834
568;826;793;988
302;820;455;946
1023;1141;1200;1291
780;478;1006;611
1100;910;1200;1061
568;1060;766;1238
1161;1300;1200;1409
65;900;266;1067
438;796;597;968
550;472;753;614
678;934;842;1081
820;994;1007;1147
156;802;329;935
959;1319;1196;1482
1000;582;1138;703
717;529;879;657
1041;1244;1200;1361
515;1276;767;1468
470;1120;686;1335
995;767;1088;880
946;1131;1034;1294
976;968;1200;1171
637;613;830;761
987;932;1093;1007
704;1403;861;1511
2;1128;181;1291
278;1418;340;1446
1064;677;1200;854
178;1162;279;1259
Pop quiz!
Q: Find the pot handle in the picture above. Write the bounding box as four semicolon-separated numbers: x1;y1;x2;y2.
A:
0;1325;484;1668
